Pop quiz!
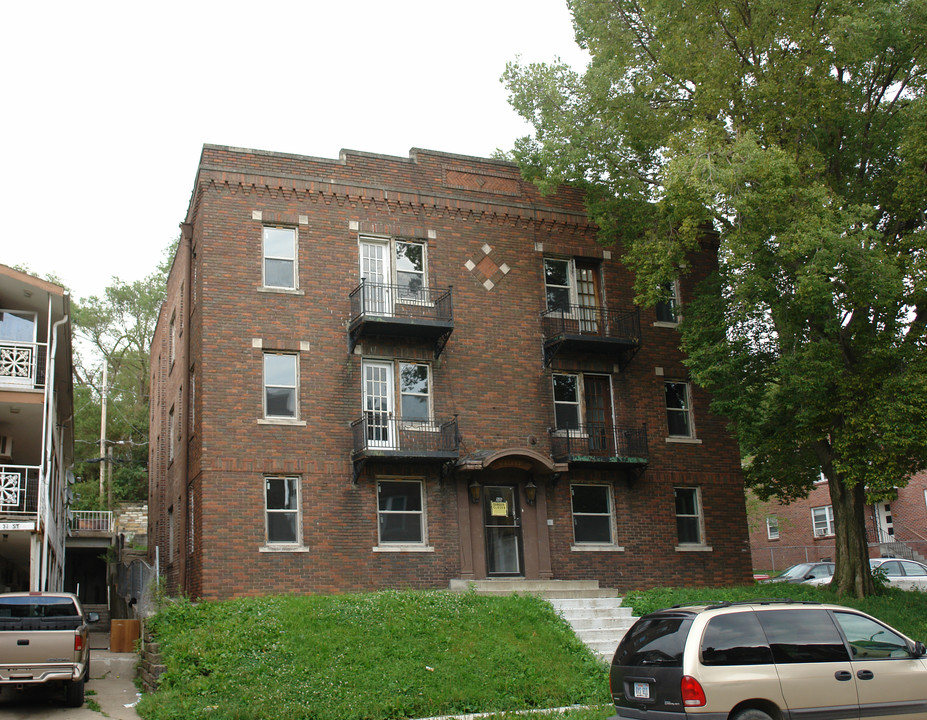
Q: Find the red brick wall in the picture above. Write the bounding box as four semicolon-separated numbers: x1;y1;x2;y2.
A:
150;145;753;599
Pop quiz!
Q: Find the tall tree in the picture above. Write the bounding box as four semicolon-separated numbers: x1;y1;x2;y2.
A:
71;243;174;508
505;0;927;596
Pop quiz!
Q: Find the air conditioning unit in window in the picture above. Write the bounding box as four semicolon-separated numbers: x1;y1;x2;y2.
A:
0;435;11;462
814;528;827;537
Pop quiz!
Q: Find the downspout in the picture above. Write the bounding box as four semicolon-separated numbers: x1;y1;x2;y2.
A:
40;308;69;591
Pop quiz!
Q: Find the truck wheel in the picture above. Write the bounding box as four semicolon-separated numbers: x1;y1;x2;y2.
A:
65;678;85;707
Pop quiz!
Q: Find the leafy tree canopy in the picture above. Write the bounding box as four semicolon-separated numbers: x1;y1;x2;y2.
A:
505;0;927;596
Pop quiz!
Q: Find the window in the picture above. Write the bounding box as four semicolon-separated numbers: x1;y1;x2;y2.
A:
168;406;175;463
362;360;433;446
675;487;703;545
665;381;694;437
834;612;911;659
553;374;581;430
571;485;614;544
811;505;834;537
756;609;849;664
544;258;572;313
359;236;428;310
169;312;177;367
265;476;300;544
264;353;298;419
766;516;780;540
701;612;774;666
0;310;36;342
614;616;693;668
655;280;679;323
398;362;430;423
167;506;175;563
377;480;424;545
263;227;297;289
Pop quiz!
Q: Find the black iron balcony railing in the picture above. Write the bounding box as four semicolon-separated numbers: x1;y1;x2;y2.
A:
348;280;454;358
549;423;648;466
540;305;641;368
351;414;460;482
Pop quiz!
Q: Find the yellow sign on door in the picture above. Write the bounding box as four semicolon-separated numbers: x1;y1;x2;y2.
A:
491;501;508;517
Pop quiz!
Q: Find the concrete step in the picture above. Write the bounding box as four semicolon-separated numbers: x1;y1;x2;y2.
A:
566;615;636;631
546;593;637;663
448;579;603;595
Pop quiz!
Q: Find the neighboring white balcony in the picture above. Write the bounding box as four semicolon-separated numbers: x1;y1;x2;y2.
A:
0;341;48;390
68;510;115;534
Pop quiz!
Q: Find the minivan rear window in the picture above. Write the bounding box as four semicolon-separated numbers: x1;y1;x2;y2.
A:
614;615;693;667
701;611;774;665
756;609;850;663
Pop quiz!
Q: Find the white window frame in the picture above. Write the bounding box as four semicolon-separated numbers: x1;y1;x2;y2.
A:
665;380;695;439
655;280;680;325
544;257;575;314
263;352;299;420
812;505;835;537
264;476;301;545
398;361;432;428
358;235;429;306
262;226;298;290
570;484;616;547
766;515;780;540
375;479;430;550
552;373;582;433
674;486;710;550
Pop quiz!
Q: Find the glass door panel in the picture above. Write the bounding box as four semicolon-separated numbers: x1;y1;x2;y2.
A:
363;361;394;448
483;485;523;576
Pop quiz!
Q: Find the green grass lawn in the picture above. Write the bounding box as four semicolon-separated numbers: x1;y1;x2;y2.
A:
137;590;612;720
137;583;927;720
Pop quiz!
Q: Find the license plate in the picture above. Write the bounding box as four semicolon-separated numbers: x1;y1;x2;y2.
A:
633;682;650;700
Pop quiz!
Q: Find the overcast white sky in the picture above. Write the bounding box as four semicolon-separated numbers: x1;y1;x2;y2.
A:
2;1;588;301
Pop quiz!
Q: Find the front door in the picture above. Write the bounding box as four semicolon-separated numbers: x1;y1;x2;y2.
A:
875;501;894;544
483;486;523;576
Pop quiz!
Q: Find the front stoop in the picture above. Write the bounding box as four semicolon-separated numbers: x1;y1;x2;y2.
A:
448;579;635;662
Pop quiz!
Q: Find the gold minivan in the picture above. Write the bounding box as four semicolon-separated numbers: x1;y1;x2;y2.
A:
609;600;927;720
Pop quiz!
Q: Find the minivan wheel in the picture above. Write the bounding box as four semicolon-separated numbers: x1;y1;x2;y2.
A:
732;709;775;720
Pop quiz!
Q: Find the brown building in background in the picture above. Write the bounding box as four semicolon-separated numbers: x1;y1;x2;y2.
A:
748;472;927;574
148;144;752;599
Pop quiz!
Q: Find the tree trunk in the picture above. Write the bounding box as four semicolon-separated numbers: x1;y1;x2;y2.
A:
828;477;874;597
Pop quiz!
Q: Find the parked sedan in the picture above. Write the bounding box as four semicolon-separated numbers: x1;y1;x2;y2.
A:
760;561;835;584
870;558;927;591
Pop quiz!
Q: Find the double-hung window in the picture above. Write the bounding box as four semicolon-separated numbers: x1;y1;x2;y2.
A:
553;373;581;430
571;484;614;544
359;236;428;312
655;280;679;323
675;487;704;545
766;516;780;540
263;227;297;290
377;480;425;545
265;476;300;544
812;505;835;537
264;352;298;419
665;381;694;438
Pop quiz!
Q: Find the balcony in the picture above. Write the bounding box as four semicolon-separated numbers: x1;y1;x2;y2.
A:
349;281;454;359
68;510;115;535
0;341;48;390
351;414;460;482
0;465;40;520
540;305;641;368
549;423;648;469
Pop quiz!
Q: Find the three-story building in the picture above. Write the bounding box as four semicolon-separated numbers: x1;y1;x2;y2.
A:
148;145;751;598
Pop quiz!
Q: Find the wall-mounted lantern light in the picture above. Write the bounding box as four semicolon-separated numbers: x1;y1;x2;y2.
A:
525;480;537;505
468;479;481;504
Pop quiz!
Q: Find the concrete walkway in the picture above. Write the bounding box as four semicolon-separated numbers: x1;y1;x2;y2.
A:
0;632;142;719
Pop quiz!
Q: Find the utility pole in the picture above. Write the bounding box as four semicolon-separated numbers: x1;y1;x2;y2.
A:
99;363;107;500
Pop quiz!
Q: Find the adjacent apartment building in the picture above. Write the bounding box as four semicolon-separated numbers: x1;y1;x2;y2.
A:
749;472;927;573
0;264;74;591
148;145;752;599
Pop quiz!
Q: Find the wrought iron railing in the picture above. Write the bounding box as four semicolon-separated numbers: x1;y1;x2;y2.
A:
549;423;648;461
68;510;115;533
0;341;47;389
0;465;40;516
352;414;460;457
349;280;453;324
540;305;640;343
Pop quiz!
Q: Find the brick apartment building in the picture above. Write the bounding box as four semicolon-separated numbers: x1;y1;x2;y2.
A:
748;471;927;573
148;144;753;599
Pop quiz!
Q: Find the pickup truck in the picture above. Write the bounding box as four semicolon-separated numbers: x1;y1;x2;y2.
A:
0;591;99;707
